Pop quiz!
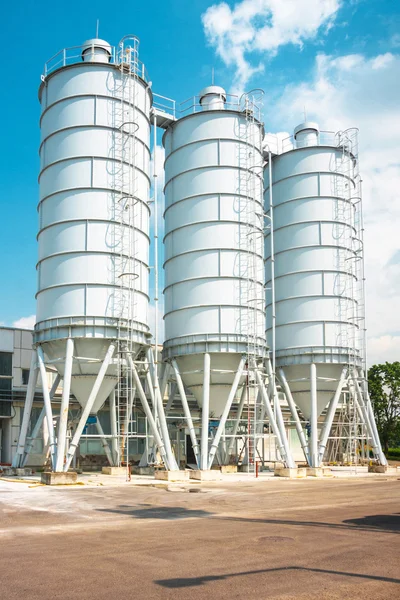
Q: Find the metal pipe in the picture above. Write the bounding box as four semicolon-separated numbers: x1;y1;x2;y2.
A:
95;419;114;466
109;390;119;465
127;354;171;469
55;338;74;472
160;362;171;400
278;368;310;463
208;357;245;469
266;149;276;377
255;365;296;469
147;349;178;470
318;367;347;463
227;383;247;455
22;374;61;467
64;342;116;471
172;359;200;466
201;353;211;470
310;363;318;467
153;111;159;424
37;347;57;470
12;354;39;468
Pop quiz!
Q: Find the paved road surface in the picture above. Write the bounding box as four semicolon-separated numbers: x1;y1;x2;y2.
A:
0;476;399;599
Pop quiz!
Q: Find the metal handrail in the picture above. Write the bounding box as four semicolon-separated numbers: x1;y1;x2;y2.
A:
43;43;148;81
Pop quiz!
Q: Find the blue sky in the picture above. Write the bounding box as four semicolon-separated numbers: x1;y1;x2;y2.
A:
1;0;399;363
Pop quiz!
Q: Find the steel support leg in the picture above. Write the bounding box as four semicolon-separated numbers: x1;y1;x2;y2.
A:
12;354;39;468
255;366;296;469
146;349;178;470
64;342;116;471
208;357;245;470
95;420;114;466
309;363;319;468
37;347;57;470
318;367;347;464
109;390;119;465
353;370;387;465
172;359;200;467
227;383;247;456
200;353;210;470
55;338;74;472
359;371;387;466
22;374;61;468
266;359;296;468
128;355;172;470
279;368;310;463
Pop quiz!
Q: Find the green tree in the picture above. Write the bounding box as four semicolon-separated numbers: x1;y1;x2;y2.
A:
368;361;400;454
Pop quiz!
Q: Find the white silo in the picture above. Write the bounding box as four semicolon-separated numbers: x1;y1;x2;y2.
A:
264;123;386;467
163;87;295;470
13;36;177;472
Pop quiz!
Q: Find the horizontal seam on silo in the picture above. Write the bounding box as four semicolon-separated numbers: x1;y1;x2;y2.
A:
39;124;151;154
38;157;151;186
164;164;264;193
36;250;150;267
163;219;263;241
268;318;360;327
164;305;265;317
164;137;263;163
268;220;357;234
163;193;263;216
265;294;357;304
35;284;150;300
266;243;358;256
263;194;356;207
37;219;151;242
264;269;358;280
163;247;264;266
37;189;151;213
40;93;150;125
163;275;265;292
263;169;355;193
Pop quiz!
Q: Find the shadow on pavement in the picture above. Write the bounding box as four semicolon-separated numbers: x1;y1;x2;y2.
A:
155;566;400;589
97;505;213;520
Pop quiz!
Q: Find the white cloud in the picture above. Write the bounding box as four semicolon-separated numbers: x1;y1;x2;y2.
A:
272;51;400;365
202;0;341;90
12;315;35;330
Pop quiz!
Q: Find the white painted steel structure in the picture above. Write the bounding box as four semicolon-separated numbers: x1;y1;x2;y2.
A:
264;123;386;466
163;87;295;470
13;37;177;472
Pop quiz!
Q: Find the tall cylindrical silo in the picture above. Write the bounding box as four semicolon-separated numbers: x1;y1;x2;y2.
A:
163;88;296;470
13;37;177;472
264;122;386;467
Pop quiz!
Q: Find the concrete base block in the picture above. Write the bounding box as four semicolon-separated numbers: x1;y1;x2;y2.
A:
368;464;388;473
274;467;307;479
132;466;155;476
189;470;222;481
41;472;77;485
154;470;190;482
306;467;324;478
102;466;128;476
221;465;238;474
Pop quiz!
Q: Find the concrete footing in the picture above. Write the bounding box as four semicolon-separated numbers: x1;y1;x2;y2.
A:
102;467;128;476
221;465;238;474
368;464;388;473
306;467;324;478
0;467;33;477
274;467;307;479
189;470;222;481
132;466;155;476
41;471;77;485
155;470;190;482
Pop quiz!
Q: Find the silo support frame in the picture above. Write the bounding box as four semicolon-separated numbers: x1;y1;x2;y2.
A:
172;360;200;467
207;357;246;470
318;367;348;465
11;353;39;468
361;374;387;465
227;383;248;456
352;370;387;465
55;338;74;472
95;420;114;466
146;349;179;470
37;347;57;470
201;353;211;470
109;391;119;465
128;354;177;471
255;365;296;469
64;342;116;472
21;374;62;467
278;368;310;463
